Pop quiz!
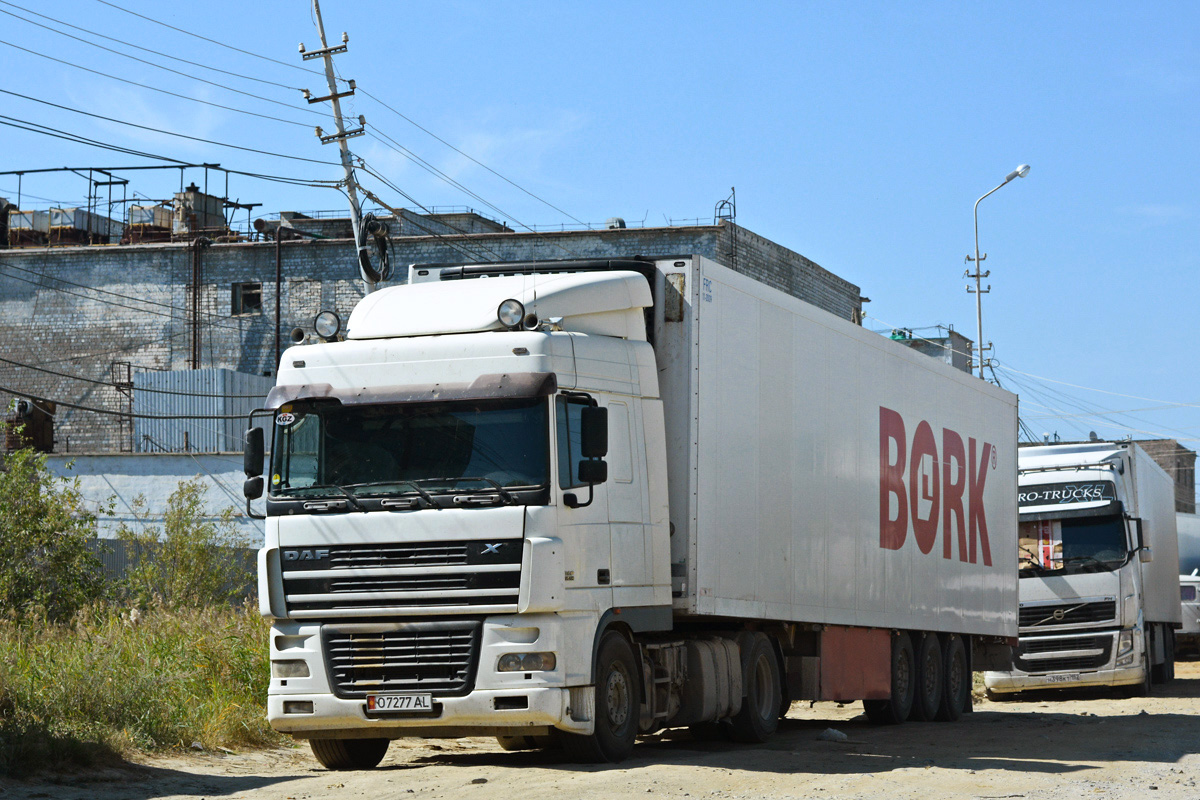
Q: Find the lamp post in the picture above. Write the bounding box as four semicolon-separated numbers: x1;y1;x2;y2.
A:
966;163;1030;378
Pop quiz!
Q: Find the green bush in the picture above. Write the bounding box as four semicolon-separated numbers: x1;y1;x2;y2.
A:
0;444;107;622
116;478;256;608
0;603;279;778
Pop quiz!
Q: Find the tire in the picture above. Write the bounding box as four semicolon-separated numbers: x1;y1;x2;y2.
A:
1152;625;1175;684
561;632;639;763
909;633;943;721
862;632;915;725
309;738;389;770
935;634;969;721
728;633;782;743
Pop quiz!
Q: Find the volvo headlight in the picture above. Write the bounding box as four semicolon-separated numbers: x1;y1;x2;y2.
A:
1117;630;1134;656
497;652;556;672
497;299;525;328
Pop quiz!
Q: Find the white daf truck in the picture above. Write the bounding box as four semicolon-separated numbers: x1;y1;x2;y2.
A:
984;442;1181;696
243;255;1019;768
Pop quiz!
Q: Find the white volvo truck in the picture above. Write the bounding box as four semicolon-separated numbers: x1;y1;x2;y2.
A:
984;442;1181;696
243;255;1019;768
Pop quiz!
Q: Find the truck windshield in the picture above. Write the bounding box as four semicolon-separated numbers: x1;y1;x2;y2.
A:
269;397;549;498
1018;514;1129;576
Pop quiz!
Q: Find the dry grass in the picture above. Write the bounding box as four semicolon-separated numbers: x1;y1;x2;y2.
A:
0;602;282;778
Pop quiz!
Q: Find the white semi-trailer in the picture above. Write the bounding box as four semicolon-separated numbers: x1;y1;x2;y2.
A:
243;255;1019;768
985;442;1181;696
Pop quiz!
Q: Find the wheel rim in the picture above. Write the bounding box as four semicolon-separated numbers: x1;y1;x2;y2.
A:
752;654;775;719
605;661;631;729
924;651;939;700
896;649;912;699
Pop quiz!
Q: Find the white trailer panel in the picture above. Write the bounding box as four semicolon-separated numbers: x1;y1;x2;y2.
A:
663;256;1017;639
1129;445;1181;625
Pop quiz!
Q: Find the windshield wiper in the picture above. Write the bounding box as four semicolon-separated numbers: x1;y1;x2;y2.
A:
293;483;366;511
414;476;517;505
340;479;438;508
1061;554;1116;571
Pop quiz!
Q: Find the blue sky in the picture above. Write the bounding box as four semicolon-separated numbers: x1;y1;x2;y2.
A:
1;1;1198;449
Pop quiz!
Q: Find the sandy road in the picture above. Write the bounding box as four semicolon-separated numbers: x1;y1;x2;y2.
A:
8;662;1200;800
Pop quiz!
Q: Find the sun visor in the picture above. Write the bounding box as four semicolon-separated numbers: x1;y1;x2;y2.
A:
266;372;557;409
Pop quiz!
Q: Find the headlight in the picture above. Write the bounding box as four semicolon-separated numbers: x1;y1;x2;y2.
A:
497;299;525;328
314;310;341;340
1117;630;1134;656
497;652;556;672
271;659;311;678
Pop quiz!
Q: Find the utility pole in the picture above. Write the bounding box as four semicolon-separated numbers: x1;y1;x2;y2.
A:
300;0;375;293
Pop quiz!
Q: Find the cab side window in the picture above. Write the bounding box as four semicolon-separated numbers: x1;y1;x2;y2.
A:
556;396;588;489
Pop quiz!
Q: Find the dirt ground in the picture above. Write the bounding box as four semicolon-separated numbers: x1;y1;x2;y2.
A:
8;661;1200;800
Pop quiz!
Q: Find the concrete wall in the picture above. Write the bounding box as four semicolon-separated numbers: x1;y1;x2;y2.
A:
46;453;265;546
1;220;861;452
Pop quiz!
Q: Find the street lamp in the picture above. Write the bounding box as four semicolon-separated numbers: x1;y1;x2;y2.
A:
966;163;1031;378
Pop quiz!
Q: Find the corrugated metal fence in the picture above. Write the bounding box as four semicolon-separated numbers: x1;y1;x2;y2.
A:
133;368;273;453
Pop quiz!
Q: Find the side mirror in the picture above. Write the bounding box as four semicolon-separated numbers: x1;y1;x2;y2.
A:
244;427;264;477
580;406;608;458
578;459;608;485
244;476;264;501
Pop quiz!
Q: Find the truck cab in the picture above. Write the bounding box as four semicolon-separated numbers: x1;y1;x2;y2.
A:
984;442;1181;696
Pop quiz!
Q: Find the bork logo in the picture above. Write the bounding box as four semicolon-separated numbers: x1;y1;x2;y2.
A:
878;406;994;566
282;548;330;562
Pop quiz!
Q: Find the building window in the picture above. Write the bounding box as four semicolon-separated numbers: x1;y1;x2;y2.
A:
231;282;262;315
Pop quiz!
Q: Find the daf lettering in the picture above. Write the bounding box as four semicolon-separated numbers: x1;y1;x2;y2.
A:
282;548;331;562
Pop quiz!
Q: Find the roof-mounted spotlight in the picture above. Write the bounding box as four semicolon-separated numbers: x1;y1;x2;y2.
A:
314;310;341;341
497;299;525;329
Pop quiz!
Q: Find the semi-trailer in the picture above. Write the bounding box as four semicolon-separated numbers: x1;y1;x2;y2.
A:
243;254;1019;767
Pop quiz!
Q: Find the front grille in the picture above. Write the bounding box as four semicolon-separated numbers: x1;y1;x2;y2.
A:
1019;600;1116;629
1015;634;1113;673
281;539;522;616
324;621;481;698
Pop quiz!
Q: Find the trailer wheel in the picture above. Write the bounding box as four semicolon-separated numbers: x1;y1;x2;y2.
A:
910;633;943;721
935;634;969;721
309;738;389;770
728;633;782;743
561;632;639;763
863;631;914;725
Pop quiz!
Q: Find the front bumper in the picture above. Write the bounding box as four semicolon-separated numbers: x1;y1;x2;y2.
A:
983;627;1143;693
266;612;598;738
268;686;591;737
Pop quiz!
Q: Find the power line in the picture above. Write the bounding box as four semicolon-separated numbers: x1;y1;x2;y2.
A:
93;0;334;81
359;87;588;229
0;263;251;332
0;383;247;420
0;355;268;399
0;0;302;92
0;20;325;128
0;89;335;165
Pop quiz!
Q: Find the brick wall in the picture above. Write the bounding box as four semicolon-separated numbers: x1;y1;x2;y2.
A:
0;221;861;452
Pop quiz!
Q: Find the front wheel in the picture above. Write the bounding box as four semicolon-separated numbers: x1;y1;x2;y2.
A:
561;632;639;763
309;738;389;770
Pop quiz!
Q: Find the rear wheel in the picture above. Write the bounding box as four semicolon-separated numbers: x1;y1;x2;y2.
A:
561;632;639;763
309;738;389;770
910;633;943;721
863;632;915;725
935;634;969;721
728;633;782;743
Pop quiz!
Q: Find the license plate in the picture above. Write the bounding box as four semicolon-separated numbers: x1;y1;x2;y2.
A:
367;693;432;712
1042;673;1080;683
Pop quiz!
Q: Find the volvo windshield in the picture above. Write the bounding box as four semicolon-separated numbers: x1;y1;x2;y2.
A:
1018;514;1129;576
269;396;549;502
